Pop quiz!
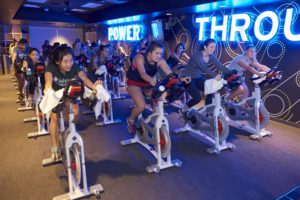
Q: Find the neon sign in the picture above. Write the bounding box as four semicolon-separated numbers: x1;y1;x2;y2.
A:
196;8;300;41
108;24;142;41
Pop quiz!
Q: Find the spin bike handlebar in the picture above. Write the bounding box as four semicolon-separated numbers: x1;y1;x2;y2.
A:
52;79;84;113
144;73;189;101
62;79;85;102
250;66;283;86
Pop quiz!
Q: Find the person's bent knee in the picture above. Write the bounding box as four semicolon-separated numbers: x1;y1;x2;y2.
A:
50;112;59;124
136;103;146;112
237;85;245;94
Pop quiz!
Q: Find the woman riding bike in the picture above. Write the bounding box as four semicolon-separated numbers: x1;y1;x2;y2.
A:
180;38;230;117
44;46;100;160
126;40;189;133
225;45;270;101
21;48;45;105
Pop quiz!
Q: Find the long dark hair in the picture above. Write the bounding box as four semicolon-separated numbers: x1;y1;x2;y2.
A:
50;46;73;66
29;48;40;55
200;38;216;51
174;42;185;53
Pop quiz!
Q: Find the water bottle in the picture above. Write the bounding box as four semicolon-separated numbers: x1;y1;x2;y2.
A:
26;68;32;76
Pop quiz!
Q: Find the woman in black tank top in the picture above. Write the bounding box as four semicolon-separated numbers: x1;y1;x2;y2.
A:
87;45;109;83
126;41;173;134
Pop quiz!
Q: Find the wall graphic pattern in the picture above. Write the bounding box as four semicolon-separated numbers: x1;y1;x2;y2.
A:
97;1;300;126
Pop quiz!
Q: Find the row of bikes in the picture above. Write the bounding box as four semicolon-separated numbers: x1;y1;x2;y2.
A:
12;58;282;199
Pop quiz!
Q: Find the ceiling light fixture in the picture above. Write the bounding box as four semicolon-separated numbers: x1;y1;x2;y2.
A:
23;4;40;8
71;8;86;12
27;0;47;3
81;3;103;8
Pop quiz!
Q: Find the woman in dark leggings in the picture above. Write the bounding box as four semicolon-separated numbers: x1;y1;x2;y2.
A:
22;48;44;105
181;38;230;114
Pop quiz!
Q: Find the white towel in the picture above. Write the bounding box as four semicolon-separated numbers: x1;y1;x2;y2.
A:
39;88;64;114
204;78;227;95
39;84;111;119
83;85;111;118
95;65;107;76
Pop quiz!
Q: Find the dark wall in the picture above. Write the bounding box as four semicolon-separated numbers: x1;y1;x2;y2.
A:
97;1;300;127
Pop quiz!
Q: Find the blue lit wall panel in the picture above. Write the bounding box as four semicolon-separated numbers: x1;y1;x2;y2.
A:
97;1;300;126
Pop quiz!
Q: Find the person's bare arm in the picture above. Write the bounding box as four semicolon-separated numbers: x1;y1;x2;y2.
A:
78;71;100;90
22;60;28;71
158;59;172;75
44;72;53;93
182;52;190;60
237;61;264;76
91;56;99;71
12;52;17;64
253;61;271;72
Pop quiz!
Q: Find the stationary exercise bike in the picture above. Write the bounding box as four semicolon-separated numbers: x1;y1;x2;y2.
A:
173;73;237;154
42;79;103;200
121;73;183;173
222;67;283;140
17;67;34;111
106;58;125;99
24;62;50;138
95;65;121;126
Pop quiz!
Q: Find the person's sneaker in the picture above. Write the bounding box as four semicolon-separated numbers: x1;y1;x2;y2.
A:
18;93;24;101
127;118;135;134
179;108;188;122
51;147;61;161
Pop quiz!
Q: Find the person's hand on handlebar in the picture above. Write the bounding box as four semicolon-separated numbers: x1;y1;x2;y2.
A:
150;78;156;86
180;77;191;84
43;86;53;95
93;80;102;90
258;72;266;78
215;75;222;81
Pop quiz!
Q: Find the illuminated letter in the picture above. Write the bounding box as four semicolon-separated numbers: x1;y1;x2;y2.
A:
108;27;113;41
132;25;140;40
230;14;250;41
254;11;278;41
284;8;300;41
126;25;133;41
119;26;126;40
113;27;118;41
211;16;228;41
196;17;209;40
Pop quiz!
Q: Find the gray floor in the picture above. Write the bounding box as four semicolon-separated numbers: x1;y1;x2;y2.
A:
0;75;299;200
